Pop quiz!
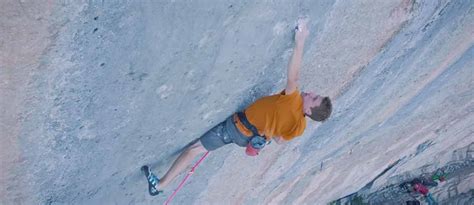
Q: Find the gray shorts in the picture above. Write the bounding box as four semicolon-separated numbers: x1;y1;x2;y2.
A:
199;115;249;151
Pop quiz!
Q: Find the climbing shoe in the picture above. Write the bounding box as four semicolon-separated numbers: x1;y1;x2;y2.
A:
141;165;163;196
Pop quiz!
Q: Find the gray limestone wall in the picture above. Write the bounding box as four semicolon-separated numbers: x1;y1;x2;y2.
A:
1;0;473;204
333;142;474;204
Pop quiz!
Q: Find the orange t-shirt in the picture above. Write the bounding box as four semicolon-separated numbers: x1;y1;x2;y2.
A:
238;90;306;141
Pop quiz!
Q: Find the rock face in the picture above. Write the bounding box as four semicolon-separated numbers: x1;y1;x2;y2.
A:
1;0;472;204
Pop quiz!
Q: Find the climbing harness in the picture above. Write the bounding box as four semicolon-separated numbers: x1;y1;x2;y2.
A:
236;112;268;156
164;151;210;205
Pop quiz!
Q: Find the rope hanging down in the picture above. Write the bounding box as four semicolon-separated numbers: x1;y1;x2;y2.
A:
164;151;210;205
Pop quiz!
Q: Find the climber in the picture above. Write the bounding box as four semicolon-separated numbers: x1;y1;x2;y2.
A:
142;17;333;196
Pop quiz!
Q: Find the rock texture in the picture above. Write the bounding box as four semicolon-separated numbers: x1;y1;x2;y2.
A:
1;0;472;204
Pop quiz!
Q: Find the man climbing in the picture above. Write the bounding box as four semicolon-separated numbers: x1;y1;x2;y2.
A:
142;18;332;196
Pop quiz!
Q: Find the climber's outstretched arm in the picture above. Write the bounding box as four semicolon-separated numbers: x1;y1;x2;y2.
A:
285;18;309;95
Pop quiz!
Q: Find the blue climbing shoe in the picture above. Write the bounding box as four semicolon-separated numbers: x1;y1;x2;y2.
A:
141;165;163;196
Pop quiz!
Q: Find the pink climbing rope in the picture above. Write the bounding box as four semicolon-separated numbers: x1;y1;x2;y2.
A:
164;151;210;205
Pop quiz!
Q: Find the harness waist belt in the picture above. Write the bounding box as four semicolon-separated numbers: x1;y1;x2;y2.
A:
236;112;262;138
